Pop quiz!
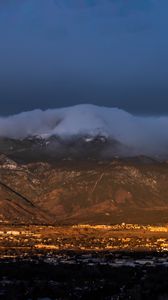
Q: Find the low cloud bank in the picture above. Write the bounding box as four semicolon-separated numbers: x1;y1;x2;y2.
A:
0;104;168;158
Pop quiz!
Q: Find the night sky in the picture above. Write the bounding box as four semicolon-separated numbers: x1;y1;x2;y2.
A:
0;0;168;115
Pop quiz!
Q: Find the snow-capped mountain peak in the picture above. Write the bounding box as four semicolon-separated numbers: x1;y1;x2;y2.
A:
1;104;168;159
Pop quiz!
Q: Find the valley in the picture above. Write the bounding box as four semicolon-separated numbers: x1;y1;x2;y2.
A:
0;224;168;299
0;224;168;256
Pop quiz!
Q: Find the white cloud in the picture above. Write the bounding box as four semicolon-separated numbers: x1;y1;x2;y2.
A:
1;104;168;158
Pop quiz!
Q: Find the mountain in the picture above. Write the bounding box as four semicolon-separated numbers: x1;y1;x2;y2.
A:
0;134;130;162
1;105;168;225
0;153;168;225
1;104;168;159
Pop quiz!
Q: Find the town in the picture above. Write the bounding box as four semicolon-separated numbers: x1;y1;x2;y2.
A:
0;223;168;258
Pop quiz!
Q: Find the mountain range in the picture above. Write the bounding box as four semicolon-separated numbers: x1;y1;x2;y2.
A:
1;104;168;159
0;105;168;225
0;150;168;225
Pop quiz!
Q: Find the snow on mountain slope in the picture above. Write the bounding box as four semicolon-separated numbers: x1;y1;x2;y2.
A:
1;105;168;158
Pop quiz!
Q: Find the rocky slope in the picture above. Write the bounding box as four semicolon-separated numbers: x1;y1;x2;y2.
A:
0;135;128;162
0;153;168;225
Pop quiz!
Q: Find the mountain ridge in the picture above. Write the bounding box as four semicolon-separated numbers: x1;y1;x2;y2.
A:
0;153;168;225
1;104;168;159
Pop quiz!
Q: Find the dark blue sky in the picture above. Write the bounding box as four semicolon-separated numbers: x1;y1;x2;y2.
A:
0;0;168;115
